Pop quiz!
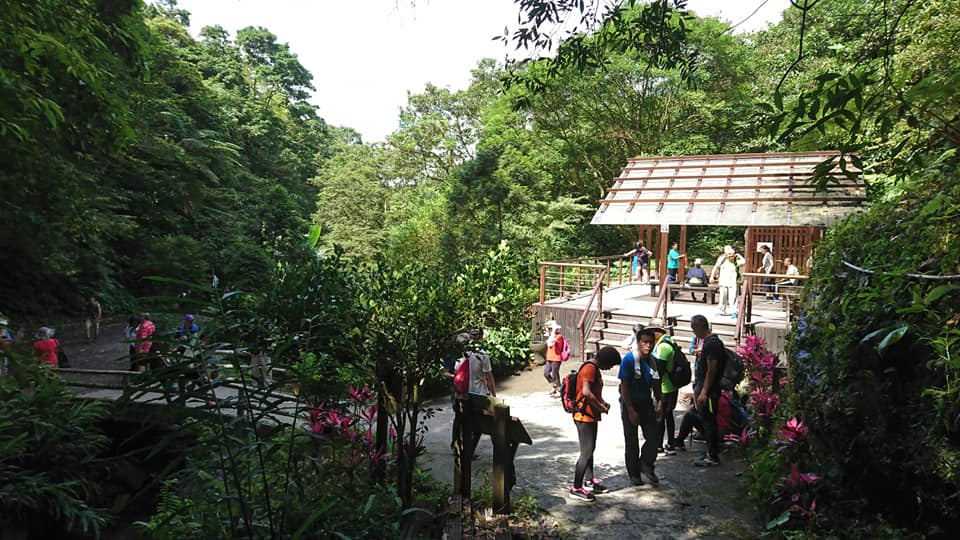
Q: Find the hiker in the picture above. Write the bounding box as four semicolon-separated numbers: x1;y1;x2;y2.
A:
769;257;800;303
85;296;102;343
134;313;155;373
619;324;663;486
710;245;745;317
690;314;727;467
675;390;748;450
32;327;60;367
455;328;495;398
444;332;471;450
123;315;139;368
543;320;567;397
451;328;496;456
0;315;11;377
648;321;682;455
624;239;651;283
0;315;12;352
176;314;200;345
757;245;775;298
667;242;685;282
569;345;620;502
684;258;709;301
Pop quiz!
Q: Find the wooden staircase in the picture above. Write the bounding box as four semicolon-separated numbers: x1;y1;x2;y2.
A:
586;310;739;359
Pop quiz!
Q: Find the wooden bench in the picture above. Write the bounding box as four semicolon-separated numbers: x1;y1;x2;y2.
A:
649;280;719;303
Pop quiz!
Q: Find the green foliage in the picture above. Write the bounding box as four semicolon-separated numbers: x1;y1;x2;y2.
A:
1;0;330;318
787;172;960;533
0;361;111;538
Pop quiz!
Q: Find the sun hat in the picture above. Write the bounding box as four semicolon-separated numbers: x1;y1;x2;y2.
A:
34;326;54;340
694;258;702;265
184;314;195;321
640;318;667;336
544;320;562;331
724;245;735;256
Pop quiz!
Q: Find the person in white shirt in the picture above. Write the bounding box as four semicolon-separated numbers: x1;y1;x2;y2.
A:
771;257;800;302
710;246;745;316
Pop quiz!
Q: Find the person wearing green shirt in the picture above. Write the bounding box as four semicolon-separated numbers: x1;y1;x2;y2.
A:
649;322;681;455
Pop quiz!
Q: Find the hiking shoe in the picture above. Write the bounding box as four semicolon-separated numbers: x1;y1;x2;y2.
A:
629;475;644;486
671;441;687;452
663;444;678;455
656;446;666;455
569;486;596;501
694;455;720;467
585;479;608;494
640;464;660;486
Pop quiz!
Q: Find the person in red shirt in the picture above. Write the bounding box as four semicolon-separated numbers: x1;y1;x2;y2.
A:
32;327;60;367
569;346;621;502
134;313;155;372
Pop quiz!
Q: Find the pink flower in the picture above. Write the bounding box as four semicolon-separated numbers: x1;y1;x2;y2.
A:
388;425;397;439
724;425;758;448
778;417;808;443
750;388;780;418
779;463;820;488
349;385;372;403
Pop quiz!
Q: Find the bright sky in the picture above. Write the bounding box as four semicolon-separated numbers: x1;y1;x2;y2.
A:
175;0;791;143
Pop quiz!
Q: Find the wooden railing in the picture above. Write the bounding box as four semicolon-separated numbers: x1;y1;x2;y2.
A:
565;254;637;289
538;262;606;303
576;269;606;358
738;272;809;342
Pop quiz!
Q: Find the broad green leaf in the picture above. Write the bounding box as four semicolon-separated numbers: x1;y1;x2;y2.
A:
877;324;908;354
925;285;958;304
766;509;791;529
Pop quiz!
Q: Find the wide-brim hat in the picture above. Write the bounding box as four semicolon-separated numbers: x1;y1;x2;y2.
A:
723;245;735;256
34;326;54;340
640;318;667;336
544;320;562;331
694;258;702;265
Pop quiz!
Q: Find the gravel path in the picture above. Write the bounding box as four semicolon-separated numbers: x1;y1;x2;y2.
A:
421;366;761;539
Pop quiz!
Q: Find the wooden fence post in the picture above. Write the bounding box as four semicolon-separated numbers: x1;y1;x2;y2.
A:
492;403;509;514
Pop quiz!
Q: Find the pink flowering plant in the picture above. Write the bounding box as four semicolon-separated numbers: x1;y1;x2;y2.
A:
306;384;393;471
738;336;824;531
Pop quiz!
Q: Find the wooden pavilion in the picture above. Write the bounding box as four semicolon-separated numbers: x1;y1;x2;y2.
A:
591;151;866;279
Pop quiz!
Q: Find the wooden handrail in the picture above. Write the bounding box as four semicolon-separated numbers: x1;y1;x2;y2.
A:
576;269;606;358
540;262;605;270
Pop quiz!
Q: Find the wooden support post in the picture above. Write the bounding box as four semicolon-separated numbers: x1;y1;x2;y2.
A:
492;404;509;514
539;264;546;304
453;397;472;499
680;225;688;278
658;227;669;285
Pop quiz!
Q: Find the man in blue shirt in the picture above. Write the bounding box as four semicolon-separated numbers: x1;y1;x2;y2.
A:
684;258;710;301
619;324;664;485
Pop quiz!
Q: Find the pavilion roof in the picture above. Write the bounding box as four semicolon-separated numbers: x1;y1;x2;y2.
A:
591;151;866;227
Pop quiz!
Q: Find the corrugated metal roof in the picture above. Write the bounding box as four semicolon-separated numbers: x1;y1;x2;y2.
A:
591;151;866;227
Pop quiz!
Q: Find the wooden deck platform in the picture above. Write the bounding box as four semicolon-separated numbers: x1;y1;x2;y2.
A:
535;282;793;357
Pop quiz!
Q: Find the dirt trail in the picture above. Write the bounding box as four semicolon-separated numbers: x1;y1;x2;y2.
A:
61;324;761;538
421;366;761;539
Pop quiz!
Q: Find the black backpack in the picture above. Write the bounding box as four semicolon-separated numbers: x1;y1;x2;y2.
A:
56;346;70;369
719;347;745;390
660;336;691;388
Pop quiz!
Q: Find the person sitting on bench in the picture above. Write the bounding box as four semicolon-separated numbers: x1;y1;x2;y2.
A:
770;257;800;302
684;258;709;302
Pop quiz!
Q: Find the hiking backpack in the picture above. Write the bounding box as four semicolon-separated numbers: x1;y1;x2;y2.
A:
661;337;691;388
560;363;588;413
559;336;571;362
453;353;471;395
719;347;746;390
